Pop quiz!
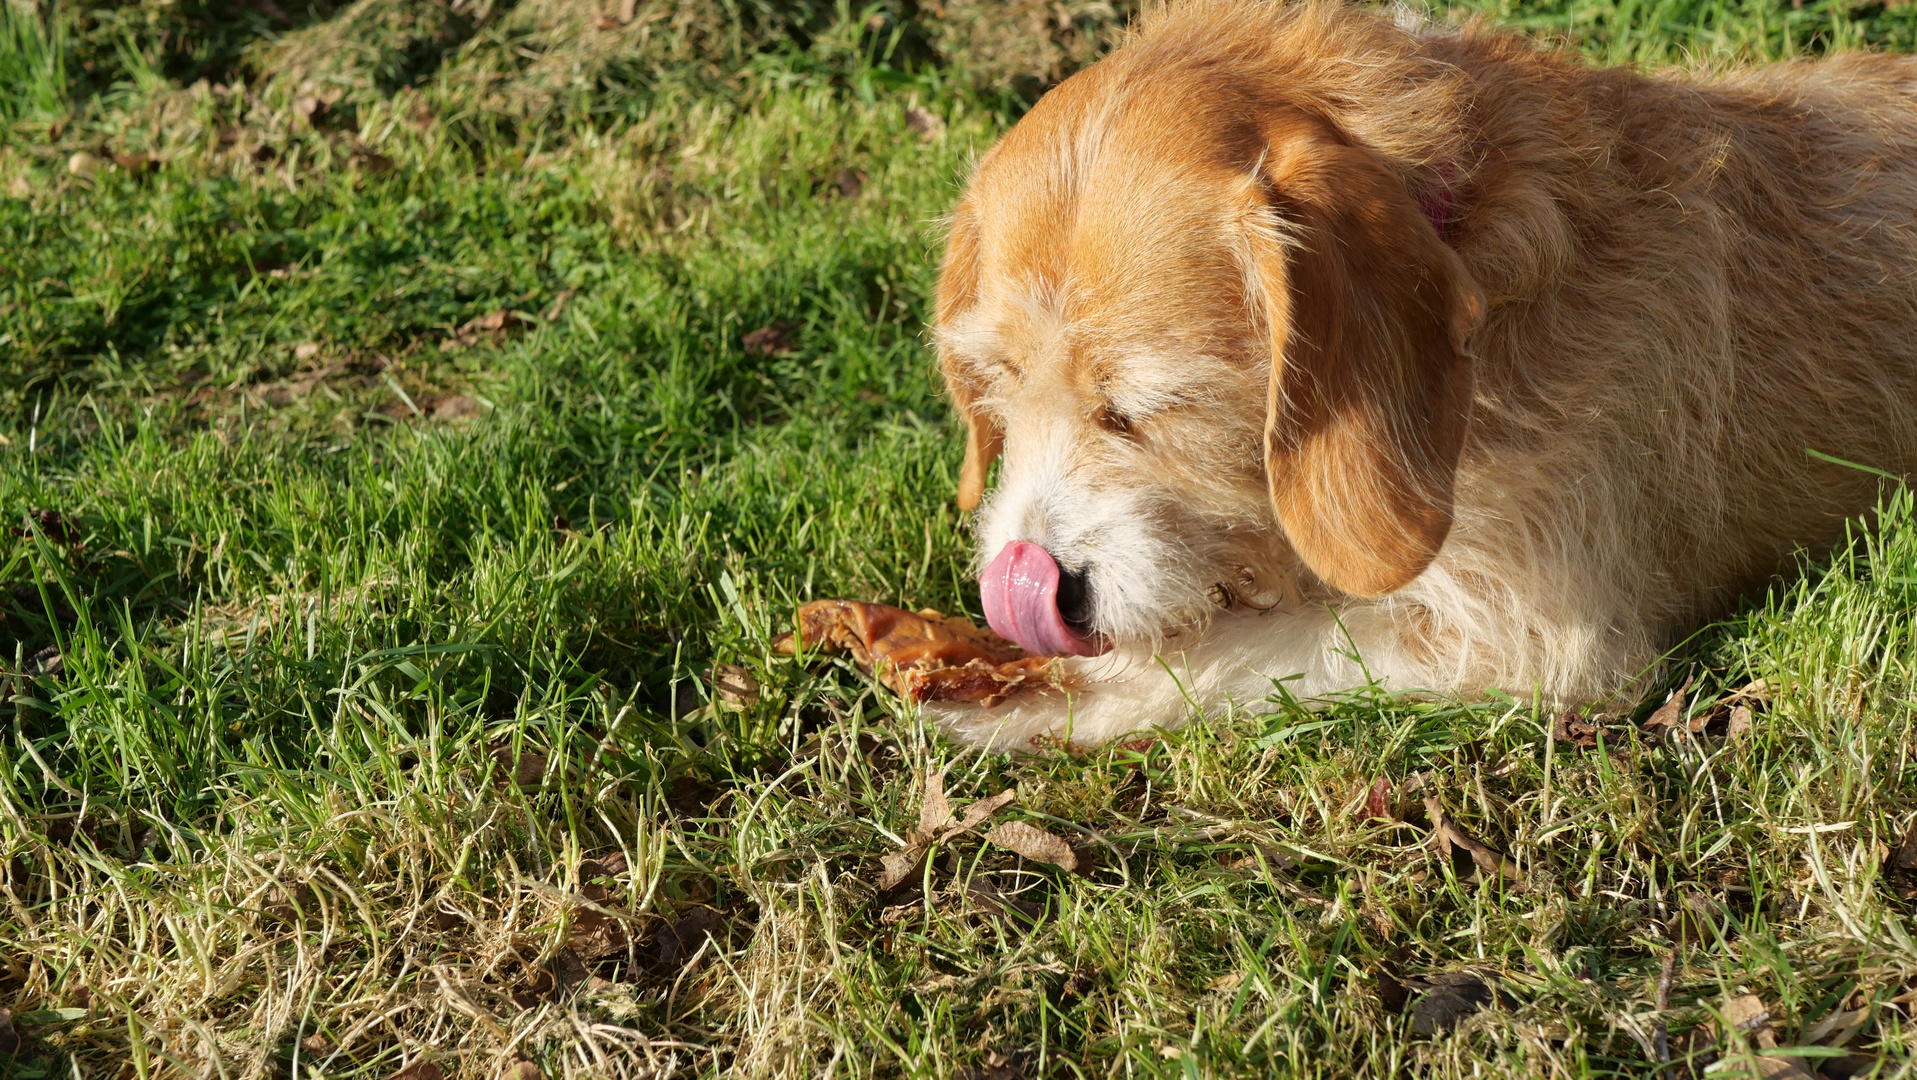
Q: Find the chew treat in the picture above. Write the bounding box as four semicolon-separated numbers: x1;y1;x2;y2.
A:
773;600;1071;707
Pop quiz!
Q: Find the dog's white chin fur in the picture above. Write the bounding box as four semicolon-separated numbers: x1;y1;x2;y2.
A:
924;605;1411;750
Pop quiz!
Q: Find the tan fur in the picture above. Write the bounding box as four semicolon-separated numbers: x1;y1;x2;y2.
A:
931;0;1917;749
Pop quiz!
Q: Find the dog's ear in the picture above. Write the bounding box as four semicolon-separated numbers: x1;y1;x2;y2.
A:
937;200;1003;511
1249;120;1485;597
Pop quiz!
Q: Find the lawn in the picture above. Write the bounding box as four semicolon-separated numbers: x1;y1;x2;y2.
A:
5;0;1917;1076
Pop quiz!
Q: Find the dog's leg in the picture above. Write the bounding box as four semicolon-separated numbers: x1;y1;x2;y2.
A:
925;603;1424;749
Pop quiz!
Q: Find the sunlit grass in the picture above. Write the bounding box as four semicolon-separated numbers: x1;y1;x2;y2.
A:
5;0;1917;1076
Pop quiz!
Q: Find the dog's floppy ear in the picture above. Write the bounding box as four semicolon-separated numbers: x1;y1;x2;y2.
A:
937;200;1003;511
1249;118;1485;597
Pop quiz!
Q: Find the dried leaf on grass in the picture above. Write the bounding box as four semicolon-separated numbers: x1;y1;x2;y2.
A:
905;105;946;141
955;1050;1030;1080
965;875;1044;925
1728;704;1755;740
1358;776;1393;823
1403;971;1508;1035
742;321;797;357
442;310;527;351
389;1060;445;1080
1552;709;1602;749
654;906;722;968
503;1059;543;1080
489;743;550;790
12;508;82;548
0;1009;17;1056
1818;1054;1885;1080
877;845;930;892
875;768;1019;891
1423;797;1521;884
1642;672;1698;740
709;663;760;708
986;820;1077;873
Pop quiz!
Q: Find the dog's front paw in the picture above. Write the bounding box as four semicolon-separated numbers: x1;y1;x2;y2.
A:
920;688;1080;751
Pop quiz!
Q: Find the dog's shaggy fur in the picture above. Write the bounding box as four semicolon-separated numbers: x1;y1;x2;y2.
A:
928;0;1917;749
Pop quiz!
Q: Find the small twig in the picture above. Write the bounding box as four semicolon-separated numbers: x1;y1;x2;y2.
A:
1655;948;1677;1077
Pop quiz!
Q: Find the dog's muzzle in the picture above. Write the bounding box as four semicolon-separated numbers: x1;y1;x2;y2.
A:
979;541;1111;657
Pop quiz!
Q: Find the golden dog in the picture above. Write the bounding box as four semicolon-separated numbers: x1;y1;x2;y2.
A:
929;0;1917;748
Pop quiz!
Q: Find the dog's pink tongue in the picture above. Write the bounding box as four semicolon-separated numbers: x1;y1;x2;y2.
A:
980;541;1107;657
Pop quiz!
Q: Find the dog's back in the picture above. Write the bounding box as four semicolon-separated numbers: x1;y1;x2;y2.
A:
1412;31;1917;695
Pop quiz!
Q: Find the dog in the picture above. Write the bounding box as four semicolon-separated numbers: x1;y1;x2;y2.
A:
926;0;1917;749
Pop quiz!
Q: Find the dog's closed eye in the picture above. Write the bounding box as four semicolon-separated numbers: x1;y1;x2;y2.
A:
1096;406;1135;436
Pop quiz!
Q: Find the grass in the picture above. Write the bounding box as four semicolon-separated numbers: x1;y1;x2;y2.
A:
6;0;1917;1076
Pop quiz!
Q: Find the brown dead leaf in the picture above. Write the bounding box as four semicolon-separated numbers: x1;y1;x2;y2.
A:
490;743;549;789
1375;955;1410;1014
13;508;81;547
878;842;929;892
835;168;866;198
667;774;717;817
1553;709;1601;749
965;874;1044;925
954;788;1019;833
503;1061;542;1080
1671;891;1727;945
920;768;954;834
987;821;1078;872
350;143;395;174
1424;798;1520;883
1642;672;1698;739
389;1060;445;1080
110;152;158;174
710;664;760;708
1895;822;1917;872
875;770;1017;892
1817;1054;1882;1080
1728;704;1755;740
0;1009;17;1056
27;645;62;678
300;1034;331;1055
566;891;628;962
433;395;479;421
293;342;322;362
905;105;947;142
1359;777;1393;823
592;13;620;29
742;321;797;357
443;310;525;351
1405;971;1506;1035
655;905;721;969
956;1051;1030;1080
294;96;326;122
1726;994;1775;1041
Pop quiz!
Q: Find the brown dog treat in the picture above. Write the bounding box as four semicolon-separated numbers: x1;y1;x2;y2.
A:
774;601;1069;705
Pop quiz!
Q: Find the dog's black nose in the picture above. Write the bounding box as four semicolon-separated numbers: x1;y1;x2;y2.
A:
1056;563;1095;633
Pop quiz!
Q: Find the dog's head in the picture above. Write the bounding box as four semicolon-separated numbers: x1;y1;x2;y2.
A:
936;31;1484;658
